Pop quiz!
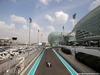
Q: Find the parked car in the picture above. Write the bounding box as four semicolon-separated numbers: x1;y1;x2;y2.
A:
0;56;3;60
0;52;10;60
12;51;19;56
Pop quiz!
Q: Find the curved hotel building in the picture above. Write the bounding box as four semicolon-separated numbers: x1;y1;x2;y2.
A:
48;5;100;46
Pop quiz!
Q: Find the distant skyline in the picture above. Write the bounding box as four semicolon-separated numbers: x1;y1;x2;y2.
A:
0;0;100;43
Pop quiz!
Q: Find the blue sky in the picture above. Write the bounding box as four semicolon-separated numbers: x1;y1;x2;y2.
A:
0;0;100;43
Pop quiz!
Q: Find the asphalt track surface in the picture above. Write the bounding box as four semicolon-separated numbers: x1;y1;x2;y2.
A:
35;48;71;75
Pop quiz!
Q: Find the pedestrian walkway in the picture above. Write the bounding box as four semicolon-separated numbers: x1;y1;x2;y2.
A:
60;45;100;57
57;48;98;73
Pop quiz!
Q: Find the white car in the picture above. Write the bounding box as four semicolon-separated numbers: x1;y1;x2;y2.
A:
0;52;10;60
12;51;19;56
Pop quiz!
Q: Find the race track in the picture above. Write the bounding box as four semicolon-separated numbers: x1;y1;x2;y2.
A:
34;48;71;75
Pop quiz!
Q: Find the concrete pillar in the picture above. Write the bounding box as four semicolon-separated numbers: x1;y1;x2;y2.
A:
88;41;91;46
98;40;100;47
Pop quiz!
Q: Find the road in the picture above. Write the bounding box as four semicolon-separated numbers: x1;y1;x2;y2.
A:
34;48;71;75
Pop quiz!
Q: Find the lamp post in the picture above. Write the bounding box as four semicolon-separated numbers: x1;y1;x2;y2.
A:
12;36;17;75
37;30;39;44
62;26;64;45
29;18;32;46
28;18;32;55
61;32;63;45
41;34;43;43
73;13;76;55
12;36;17;48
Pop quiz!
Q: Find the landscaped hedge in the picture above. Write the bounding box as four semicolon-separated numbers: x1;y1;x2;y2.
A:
61;48;71;54
75;52;100;72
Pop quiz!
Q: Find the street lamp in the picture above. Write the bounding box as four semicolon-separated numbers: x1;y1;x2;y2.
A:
6;37;17;75
62;26;64;34
29;18;32;46
73;13;76;55
12;36;17;48
62;26;64;45
37;30;39;44
41;34;42;43
12;36;17;75
12;36;17;40
28;18;32;55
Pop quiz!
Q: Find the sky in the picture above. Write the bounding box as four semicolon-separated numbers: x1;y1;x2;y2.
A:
0;0;100;43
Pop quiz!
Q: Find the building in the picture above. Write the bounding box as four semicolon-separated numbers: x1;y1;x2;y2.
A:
67;5;100;46
48;5;100;46
48;32;69;45
0;38;12;46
